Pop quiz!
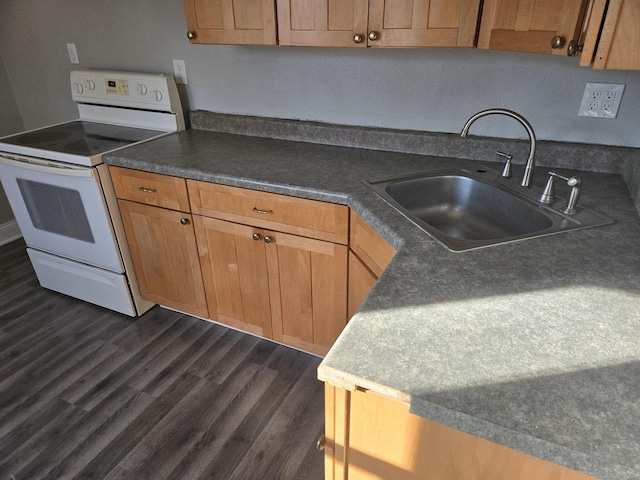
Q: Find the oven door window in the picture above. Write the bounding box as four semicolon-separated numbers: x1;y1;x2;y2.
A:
17;179;95;243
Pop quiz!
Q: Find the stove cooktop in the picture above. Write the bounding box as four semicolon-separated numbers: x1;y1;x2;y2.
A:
0;121;165;157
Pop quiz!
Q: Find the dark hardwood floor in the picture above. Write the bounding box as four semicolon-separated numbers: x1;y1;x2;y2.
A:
0;239;325;480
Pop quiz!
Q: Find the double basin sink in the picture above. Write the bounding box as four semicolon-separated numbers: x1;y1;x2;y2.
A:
364;166;613;251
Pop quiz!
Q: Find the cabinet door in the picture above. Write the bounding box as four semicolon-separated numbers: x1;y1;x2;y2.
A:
118;200;208;317
193;215;273;337
581;0;640;70
184;0;277;45
348;251;377;319
368;0;481;48
266;231;348;356
478;0;589;55
277;0;369;47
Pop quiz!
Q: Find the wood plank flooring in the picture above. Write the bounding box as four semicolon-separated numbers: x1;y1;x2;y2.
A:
0;239;325;480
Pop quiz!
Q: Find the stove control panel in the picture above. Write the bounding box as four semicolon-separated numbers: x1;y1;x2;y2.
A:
105;79;129;96
70;70;181;115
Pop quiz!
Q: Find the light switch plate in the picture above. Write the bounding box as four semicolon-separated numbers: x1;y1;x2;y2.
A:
579;83;624;119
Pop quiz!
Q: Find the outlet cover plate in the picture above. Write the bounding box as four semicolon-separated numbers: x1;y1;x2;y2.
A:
66;43;79;64
172;59;187;85
579;83;624;119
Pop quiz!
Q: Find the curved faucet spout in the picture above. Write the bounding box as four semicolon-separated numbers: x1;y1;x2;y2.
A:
460;109;536;188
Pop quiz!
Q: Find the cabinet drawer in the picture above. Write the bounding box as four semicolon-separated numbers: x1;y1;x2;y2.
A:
350;211;396;278
109;166;190;212
188;180;349;244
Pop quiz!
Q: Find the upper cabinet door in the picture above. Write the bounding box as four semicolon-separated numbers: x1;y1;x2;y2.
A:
184;0;277;45
581;0;640;70
367;0;482;48
277;0;369;47
277;0;481;48
478;0;589;55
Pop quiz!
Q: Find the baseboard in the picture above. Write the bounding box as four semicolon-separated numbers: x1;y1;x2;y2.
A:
0;220;22;246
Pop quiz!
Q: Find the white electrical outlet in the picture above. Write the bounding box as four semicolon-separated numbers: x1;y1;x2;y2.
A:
66;43;79;64
172;59;188;85
579;83;624;119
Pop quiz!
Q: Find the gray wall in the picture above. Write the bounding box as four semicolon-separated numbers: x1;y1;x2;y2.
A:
0;55;24;224
1;0;639;151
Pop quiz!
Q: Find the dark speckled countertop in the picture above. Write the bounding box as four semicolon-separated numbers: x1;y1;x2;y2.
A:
105;113;640;480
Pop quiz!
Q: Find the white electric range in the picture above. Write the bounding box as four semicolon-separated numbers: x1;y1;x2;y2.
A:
0;70;185;316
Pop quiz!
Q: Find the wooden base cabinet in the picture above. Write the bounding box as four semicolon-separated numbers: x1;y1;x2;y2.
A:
325;385;597;480
188;179;350;356
110;166;208;318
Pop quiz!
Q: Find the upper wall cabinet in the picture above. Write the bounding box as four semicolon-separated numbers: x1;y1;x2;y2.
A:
579;0;640;70
276;0;482;48
477;0;589;55
184;0;277;45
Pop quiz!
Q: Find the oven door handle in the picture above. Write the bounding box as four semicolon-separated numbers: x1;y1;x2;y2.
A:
0;155;96;178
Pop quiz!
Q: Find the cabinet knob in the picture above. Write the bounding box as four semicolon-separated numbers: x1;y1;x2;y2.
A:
567;40;584;57
263;236;273;244
187;31;196;40
316;434;326;451
252;233;262;241
368;31;380;41
180;218;189;225
353;34;364;44
551;35;565;49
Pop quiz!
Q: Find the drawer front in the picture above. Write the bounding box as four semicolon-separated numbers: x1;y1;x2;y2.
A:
188;180;349;244
350;212;396;278
109;166;190;212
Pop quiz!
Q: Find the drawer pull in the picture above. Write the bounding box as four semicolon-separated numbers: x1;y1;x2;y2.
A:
139;187;157;193
252;207;273;215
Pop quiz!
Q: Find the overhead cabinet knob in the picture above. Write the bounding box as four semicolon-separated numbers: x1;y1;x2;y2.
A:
187;31;196;40
551;35;565;49
353;34;364;44
368;31;380;41
567;40;584;57
180;218;189;225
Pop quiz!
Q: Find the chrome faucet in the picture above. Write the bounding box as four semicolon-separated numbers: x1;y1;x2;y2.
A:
461;109;537;188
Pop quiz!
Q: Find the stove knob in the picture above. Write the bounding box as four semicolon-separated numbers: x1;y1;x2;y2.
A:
86;79;96;90
74;82;84;94
137;83;148;95
154;90;163;101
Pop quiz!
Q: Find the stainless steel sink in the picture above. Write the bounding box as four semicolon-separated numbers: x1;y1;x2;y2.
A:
364;166;614;251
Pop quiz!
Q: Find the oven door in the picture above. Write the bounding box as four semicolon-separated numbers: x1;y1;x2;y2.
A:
0;154;124;272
